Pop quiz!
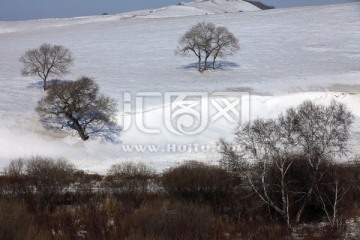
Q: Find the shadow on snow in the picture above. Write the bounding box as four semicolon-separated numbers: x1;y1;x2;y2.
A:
26;79;73;89
179;61;240;70
40;115;122;144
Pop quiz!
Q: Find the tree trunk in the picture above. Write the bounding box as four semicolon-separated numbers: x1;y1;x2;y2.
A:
204;56;209;70
295;179;316;223
42;71;50;91
43;79;47;91
73;119;89;141
198;56;201;71
212;56;217;69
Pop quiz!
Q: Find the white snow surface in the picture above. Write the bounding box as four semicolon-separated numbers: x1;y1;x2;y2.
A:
0;2;360;173
139;0;260;18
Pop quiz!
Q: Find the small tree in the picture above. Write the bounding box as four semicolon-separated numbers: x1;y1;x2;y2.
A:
176;23;204;71
176;22;239;71
20;43;73;90
212;26;240;69
36;77;118;141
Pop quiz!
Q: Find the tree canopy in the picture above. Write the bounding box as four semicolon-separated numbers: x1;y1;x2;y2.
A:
176;22;239;71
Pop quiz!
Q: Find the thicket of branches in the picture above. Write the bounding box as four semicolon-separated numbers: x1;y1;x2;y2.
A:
1;155;360;239
220;100;354;227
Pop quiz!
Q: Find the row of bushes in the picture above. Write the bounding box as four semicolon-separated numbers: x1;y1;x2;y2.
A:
1;156;360;239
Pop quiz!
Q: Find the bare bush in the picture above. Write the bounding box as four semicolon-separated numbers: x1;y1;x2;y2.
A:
19;43;73;90
36;76;119;141
4;158;25;176
25;156;75;210
1;159;32;201
162;161;232;205
108;162;155;179
107;162;155;192
106;162;157;210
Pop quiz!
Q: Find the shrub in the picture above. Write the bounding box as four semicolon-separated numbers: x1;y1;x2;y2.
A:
26;156;75;210
106;162;156;193
162;161;232;205
3;156;75;211
106;162;157;211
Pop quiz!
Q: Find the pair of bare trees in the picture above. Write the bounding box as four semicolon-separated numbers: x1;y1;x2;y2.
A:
176;22;240;71
19;44;119;141
220;100;353;227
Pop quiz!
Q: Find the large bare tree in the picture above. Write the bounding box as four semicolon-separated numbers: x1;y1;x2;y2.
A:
36;77;118;141
20;43;73;90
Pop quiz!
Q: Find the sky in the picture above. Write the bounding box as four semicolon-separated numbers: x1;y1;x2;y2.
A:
0;0;358;21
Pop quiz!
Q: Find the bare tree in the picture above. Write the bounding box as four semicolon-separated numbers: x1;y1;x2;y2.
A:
36;77;118;141
316;165;350;228
229;118;298;227
19;43;73;90
176;22;239;71
293;101;353;223
211;26;240;69
176;23;204;71
220;100;353;226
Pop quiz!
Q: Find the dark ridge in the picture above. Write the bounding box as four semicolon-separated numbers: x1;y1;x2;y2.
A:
244;0;275;10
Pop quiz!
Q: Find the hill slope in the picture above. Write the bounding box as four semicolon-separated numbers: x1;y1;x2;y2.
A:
128;0;260;18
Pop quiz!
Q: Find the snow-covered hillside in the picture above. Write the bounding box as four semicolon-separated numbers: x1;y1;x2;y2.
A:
136;0;260;18
0;0;259;34
0;2;359;173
